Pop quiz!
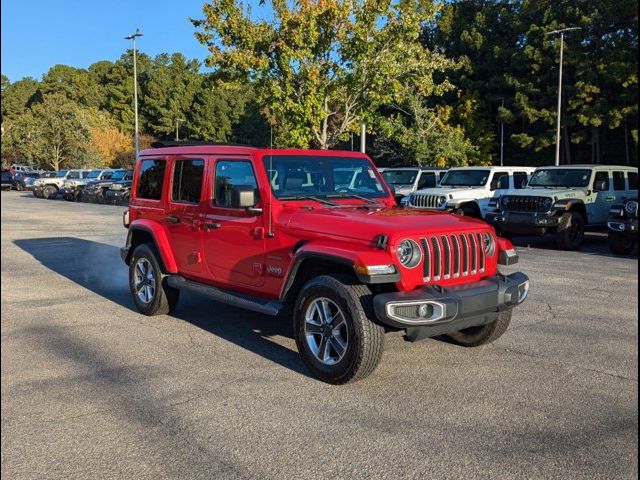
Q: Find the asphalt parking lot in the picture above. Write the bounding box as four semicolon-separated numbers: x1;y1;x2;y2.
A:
1;191;637;480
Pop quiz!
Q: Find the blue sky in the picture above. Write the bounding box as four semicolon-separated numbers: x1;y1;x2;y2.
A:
1;0;273;82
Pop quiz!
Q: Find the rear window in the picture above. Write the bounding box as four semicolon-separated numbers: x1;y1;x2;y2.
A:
172;159;204;204
418;172;437;189
137;159;166;200
629;172;638;190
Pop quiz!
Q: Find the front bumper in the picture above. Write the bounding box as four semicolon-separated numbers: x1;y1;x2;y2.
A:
105;189;129;204
486;211;559;234
373;272;529;341
608;218;638;234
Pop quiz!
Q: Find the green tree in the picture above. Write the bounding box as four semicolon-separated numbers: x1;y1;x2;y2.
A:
193;0;458;150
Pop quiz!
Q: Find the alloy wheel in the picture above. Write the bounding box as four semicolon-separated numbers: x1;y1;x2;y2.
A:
304;297;349;366
133;258;156;304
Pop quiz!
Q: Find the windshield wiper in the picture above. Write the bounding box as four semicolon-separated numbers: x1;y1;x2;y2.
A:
327;193;379;204
279;195;337;206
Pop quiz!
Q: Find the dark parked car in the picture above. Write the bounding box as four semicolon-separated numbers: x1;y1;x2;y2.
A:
607;198;638;255
11;171;41;191
104;178;133;205
82;169;133;203
1;170;13;190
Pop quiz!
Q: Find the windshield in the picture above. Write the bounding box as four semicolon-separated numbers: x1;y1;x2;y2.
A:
263;155;388;199
55;170;68;178
382;169;419;186
87;170;102;179
111;170;127;181
440;169;491;187
528;169;592;188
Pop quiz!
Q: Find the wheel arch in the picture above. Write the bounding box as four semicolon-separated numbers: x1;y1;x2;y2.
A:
123;221;178;273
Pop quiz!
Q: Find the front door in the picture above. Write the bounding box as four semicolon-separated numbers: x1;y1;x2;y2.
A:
164;158;206;276
201;158;265;288
589;171;614;224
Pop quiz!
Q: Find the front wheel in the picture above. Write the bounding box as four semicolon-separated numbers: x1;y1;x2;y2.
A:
608;232;636;255
555;211;585;250
443;310;512;347
293;275;385;384
129;244;180;316
43;185;58;199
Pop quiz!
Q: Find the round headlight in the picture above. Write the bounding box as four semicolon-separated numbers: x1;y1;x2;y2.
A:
483;232;496;256
542;197;553;211
396;239;422;269
501;196;510;207
625;200;638;216
438;196;447;207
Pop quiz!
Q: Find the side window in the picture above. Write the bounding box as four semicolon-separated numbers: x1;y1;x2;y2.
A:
102;172;113;180
628;172;638;190
491;172;509;190
137;159;166;200
612;171;626;191
67;171;80;179
172;159;204;204
418;172;436;189
81;171;90;179
594;171;610;191
514;172;529;189
214;160;258;208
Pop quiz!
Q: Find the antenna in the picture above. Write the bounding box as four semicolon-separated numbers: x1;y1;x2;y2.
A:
267;123;275;238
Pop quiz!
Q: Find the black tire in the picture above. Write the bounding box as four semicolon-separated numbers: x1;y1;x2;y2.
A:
33;189;41;198
43;185;58;199
444;310;512;347
63;194;75;201
293;274;385;384
555;211;585;250
455;204;480;218
129;243;180;316
608;232;636;255
15;183;24;191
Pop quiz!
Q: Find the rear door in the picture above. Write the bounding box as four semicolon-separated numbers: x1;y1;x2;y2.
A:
201;158;266;287
164;157;206;276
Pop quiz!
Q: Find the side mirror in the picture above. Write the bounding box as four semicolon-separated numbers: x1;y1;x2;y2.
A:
594;180;608;192
388;184;396;197
231;185;259;210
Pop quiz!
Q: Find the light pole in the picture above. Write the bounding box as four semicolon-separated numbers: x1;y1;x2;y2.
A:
497;97;505;167
175;118;185;141
125;28;143;159
546;27;581;166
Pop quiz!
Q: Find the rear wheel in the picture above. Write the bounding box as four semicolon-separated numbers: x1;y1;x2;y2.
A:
608;232;636;255
555;211;585;250
129;244;180;316
293;274;385;384
444;310;512;347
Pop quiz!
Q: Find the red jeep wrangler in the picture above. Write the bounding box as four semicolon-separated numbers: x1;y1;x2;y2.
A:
120;143;529;384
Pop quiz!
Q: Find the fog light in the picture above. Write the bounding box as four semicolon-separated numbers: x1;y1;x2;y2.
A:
418;304;433;318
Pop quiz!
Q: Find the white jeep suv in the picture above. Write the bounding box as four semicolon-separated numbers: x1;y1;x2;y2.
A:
381;167;448;204
405;166;536;219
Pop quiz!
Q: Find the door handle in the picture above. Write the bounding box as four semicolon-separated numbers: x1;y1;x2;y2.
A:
194;220;221;231
606;196;615;201
166;215;180;224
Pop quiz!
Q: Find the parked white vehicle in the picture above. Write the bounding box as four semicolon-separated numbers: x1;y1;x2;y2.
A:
32;169;92;199
381;167;448;203
405;166;536;219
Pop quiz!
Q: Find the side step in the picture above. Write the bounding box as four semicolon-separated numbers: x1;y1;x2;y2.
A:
166;275;284;316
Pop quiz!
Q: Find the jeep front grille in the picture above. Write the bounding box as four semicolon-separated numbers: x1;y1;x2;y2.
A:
411;194;442;209
502;195;549;213
420;233;486;282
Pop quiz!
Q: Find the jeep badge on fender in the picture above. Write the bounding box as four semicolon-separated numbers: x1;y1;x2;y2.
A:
120;142;530;384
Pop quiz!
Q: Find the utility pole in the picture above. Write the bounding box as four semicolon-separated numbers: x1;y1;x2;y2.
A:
498;98;505;166
360;123;366;153
125;29;143;159
546;27;581;166
175;118;185;141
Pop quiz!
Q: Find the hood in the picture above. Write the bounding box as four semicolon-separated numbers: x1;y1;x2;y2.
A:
413;187;487;199
393;186;414;196
283;206;489;242
506;187;589;200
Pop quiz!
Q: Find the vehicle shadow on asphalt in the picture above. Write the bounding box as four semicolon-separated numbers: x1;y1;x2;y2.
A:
506;232;638;258
13;237;312;379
